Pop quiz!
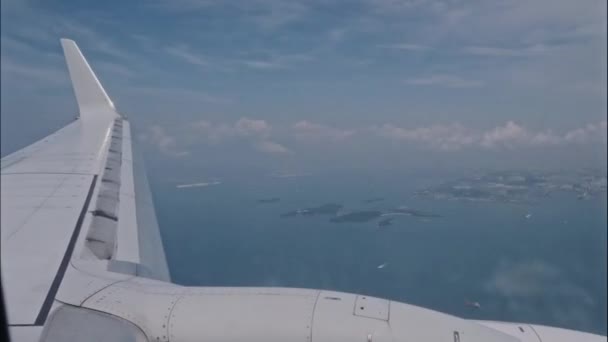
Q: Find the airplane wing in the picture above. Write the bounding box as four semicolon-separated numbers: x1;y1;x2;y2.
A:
2;39;606;342
1;39;168;340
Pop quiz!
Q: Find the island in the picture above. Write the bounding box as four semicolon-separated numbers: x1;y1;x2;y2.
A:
330;210;383;223
280;203;343;218
414;169;607;203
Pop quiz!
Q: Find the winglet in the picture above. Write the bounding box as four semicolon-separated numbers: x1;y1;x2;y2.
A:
60;38;116;115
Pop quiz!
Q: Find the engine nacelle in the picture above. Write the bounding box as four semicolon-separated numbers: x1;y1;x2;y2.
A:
36;275;607;342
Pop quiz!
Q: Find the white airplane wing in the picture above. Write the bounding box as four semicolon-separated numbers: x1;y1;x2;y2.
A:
1;39;605;342
1;39;168;339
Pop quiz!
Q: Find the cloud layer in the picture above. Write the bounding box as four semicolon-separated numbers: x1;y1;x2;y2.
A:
374;120;607;151
141;118;607;156
1;0;605;168
142;118;291;157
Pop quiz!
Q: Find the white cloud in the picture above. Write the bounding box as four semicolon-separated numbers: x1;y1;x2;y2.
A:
145;125;176;151
140;125;189;157
404;74;484;88
564;121;608;144
374;120;607;151
235;117;272;137
187;117;290;155
193;117;272;143
480;121;530;148
254;140;291;154
373;123;476;151
149;119;606;155
292;120;355;143
192;121;234;143
480;121;607;148
144;118;331;157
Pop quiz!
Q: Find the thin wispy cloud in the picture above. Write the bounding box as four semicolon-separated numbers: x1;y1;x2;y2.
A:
462;44;548;57
247;0;309;31
164;44;315;72
0;56;69;88
123;86;232;105
95;61;136;79
328;28;348;42
165;45;210;67
404;75;484;88
379;43;429;51
1;35;61;60
165;44;314;72
57;21;133;61
483;259;596;330
240;60;285;70
238;52;314;70
149;0;310;31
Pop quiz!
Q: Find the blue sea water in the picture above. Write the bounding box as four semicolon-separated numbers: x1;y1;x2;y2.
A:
150;170;607;335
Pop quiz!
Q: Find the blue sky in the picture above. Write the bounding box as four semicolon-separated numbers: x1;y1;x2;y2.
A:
1;0;606;176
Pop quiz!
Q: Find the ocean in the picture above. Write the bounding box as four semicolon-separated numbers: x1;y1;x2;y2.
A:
150;170;607;335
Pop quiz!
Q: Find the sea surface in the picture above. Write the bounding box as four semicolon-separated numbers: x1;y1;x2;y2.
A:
150;170;607;335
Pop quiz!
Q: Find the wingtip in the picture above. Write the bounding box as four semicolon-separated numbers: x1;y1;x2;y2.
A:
60;38;75;45
60;37;116;113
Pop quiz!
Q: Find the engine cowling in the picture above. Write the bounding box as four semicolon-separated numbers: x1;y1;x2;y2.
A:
38;275;605;342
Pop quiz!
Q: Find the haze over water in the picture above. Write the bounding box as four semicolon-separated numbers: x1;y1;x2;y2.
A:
151;169;608;335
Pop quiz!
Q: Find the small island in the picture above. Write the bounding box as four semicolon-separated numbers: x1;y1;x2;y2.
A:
330;210;383;223
280;203;343;218
377;217;394;228
415;169;607;203
387;207;441;218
